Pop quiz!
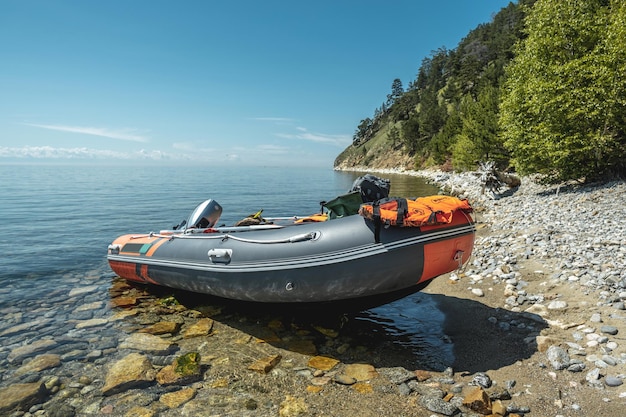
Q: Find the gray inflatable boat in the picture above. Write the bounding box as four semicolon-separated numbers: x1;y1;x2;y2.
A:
107;198;475;304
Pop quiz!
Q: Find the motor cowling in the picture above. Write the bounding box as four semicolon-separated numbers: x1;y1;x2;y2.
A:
187;199;222;229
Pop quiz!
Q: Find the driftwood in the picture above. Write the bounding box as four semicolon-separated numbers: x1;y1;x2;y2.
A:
478;161;521;195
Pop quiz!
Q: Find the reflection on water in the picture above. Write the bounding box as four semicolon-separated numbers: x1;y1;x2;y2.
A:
353;293;453;371
169;283;454;371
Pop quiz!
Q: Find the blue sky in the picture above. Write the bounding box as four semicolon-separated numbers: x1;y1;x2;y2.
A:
1;0;512;167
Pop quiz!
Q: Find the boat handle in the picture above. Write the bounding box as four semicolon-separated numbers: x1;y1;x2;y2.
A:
453;250;464;269
207;248;233;264
108;244;121;255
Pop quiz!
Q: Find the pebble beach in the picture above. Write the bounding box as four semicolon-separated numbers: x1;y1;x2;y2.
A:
1;169;625;416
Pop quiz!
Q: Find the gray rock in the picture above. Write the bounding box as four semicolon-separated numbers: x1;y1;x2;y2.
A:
397;382;411;396
600;325;618;335
547;345;571;370
602;355;618;366
380;367;416;385
567;362;586;372
585;368;602;384
420;395;459;416
506;404;531;414
605;376;623;387
471;372;492;389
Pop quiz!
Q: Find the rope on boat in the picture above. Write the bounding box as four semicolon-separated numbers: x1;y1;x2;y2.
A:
138;230;320;244
217;231;319;244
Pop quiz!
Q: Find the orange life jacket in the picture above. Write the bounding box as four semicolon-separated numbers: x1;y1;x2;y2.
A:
359;195;472;227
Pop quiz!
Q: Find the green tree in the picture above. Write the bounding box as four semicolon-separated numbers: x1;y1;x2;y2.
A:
429;108;462;164
500;0;626;182
388;126;401;149
401;116;420;154
387;78;404;106
417;89;446;143
353;117;373;145
452;86;504;169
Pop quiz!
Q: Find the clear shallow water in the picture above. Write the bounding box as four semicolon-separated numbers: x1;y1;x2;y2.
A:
0;163;451;369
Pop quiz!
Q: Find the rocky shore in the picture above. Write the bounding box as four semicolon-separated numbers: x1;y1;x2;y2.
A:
1;169;625;416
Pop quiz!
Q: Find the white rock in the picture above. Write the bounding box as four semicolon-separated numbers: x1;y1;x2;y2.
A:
548;300;568;310
471;288;485;297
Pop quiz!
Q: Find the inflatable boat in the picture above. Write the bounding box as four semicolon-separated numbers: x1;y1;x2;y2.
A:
107;194;475;304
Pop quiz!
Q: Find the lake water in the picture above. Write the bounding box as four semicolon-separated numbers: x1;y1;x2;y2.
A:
0;163;453;371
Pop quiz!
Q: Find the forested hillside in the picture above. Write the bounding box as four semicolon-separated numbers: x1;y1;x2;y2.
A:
335;0;626;183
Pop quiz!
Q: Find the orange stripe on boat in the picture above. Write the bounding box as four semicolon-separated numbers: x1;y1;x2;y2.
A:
145;238;168;256
109;260;144;283
418;211;475;283
139;264;159;284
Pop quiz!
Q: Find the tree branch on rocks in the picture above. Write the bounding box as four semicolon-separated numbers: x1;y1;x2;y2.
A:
478;161;521;196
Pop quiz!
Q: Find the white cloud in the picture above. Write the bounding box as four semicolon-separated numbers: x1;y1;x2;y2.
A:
25;124;150;143
251;118;351;147
0;146;163;160
275;127;351;147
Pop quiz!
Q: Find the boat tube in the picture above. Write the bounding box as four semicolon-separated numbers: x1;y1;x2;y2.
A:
107;194;475;304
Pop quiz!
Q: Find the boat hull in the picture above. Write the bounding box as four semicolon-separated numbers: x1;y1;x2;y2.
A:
108;212;474;303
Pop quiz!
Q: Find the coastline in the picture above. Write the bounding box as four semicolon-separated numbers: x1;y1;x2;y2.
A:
1;167;624;416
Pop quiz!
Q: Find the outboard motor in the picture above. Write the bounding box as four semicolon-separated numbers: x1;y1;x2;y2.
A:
186;199;222;229
350;174;391;202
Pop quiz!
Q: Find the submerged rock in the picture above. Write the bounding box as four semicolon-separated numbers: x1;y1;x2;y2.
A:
0;382;48;414
139;321;181;335
247;354;282;374
159;388;196;408
119;333;176;355
8;339;58;364
279;395;308;417
157;352;203;385
182;318;214;338
101;353;156;396
14;354;61;376
343;364;378;382
307;356;339;371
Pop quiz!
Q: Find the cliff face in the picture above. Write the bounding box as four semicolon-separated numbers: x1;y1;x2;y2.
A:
334;122;416;171
334;145;414;171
